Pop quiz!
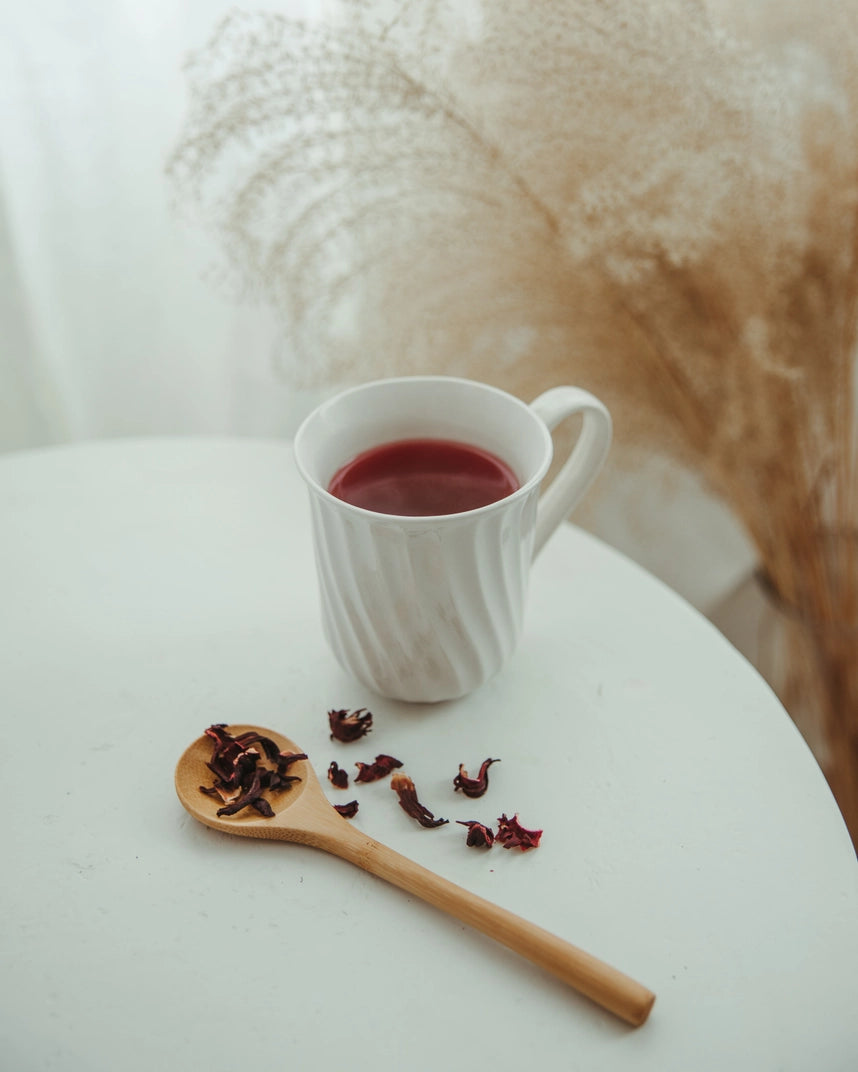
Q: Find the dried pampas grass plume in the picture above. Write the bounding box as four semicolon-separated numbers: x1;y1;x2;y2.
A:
168;0;858;844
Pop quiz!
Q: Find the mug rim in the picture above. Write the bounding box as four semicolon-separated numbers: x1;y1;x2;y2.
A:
293;375;554;523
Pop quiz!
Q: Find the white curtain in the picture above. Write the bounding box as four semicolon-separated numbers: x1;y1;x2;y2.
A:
0;0;755;610
0;0;330;451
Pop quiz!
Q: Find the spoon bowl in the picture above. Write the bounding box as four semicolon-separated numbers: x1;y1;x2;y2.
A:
175;724;655;1026
175;725;315;839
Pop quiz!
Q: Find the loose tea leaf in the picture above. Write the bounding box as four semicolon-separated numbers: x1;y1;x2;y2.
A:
496;813;542;851
333;800;359;818
453;758;500;798
354;754;403;783
390;773;448;828
328;708;373;742
457;820;495;848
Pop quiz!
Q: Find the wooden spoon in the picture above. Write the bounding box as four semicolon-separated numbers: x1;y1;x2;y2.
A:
175;724;655;1027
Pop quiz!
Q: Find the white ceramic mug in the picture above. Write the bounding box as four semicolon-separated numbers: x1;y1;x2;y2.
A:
294;376;611;702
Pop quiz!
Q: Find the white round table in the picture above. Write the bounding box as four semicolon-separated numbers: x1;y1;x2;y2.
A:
2;438;856;1071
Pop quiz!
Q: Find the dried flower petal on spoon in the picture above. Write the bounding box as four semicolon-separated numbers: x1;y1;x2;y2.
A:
268;751;308;791
198;724;306;818
333;800;360;818
214;767;275;818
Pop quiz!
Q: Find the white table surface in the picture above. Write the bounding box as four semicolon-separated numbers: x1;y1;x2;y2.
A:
2;438;856;1072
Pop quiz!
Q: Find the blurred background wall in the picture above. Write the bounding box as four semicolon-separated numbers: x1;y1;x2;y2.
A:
0;0;755;613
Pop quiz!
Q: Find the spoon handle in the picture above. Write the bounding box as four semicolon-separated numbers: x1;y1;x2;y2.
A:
330;828;655;1026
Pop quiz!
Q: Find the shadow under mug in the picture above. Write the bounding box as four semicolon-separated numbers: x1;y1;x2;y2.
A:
294;376;612;703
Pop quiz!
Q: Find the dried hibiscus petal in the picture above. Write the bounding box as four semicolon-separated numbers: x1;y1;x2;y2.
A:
199;783;241;806
204;725;259;790
215;765;266;817
328;707;373;742
250;796;276;818
333;800;359;819
496;813;542;851
199;725;303;820
264;771;301;792
354;754;403;783
264;752;307;792
232;730;282;764
453;758;500;799
328;761;349;789
457;820;495;848
202;724;237;761
276;751;307;774
390;773;448;829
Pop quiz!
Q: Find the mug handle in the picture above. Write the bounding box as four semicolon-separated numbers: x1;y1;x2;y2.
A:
529;387;613;558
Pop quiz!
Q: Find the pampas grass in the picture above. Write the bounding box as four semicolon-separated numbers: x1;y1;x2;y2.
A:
168;0;858;846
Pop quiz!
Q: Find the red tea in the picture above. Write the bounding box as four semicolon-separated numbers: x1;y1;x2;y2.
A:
327;437;519;516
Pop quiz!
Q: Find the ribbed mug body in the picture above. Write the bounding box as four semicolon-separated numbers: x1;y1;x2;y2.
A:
306;482;539;701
